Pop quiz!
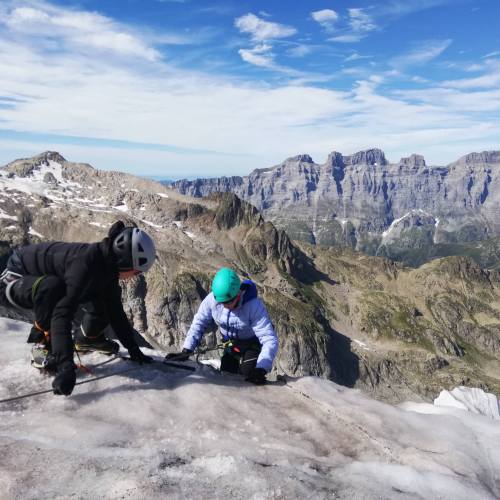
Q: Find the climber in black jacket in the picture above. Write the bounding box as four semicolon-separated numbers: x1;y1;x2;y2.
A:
0;221;156;396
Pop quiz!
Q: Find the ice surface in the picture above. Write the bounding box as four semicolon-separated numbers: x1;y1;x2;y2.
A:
434;387;500;420
1;318;499;499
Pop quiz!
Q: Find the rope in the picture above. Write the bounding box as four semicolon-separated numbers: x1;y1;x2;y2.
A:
74;349;91;374
191;343;225;363
0;364;140;404
0;356;196;404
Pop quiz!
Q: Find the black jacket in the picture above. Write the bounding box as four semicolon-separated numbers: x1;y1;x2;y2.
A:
15;238;139;367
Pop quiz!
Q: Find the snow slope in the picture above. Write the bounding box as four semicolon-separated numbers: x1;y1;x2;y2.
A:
1;318;499;500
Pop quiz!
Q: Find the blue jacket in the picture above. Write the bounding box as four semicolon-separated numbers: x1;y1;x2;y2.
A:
183;280;278;372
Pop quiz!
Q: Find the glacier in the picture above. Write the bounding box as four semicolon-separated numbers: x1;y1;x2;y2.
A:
0;318;499;499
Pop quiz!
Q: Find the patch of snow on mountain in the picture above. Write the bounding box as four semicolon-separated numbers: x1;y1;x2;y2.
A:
156;193;169;199
114;203;128;212
382;209;436;239
141;220;163;229
352;339;370;351
28;227;44;238
0;209;17;220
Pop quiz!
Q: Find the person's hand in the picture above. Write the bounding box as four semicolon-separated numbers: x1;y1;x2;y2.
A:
52;366;76;395
165;348;192;362
128;346;153;364
245;367;267;385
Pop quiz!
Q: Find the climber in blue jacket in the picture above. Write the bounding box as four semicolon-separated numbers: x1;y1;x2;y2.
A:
166;267;278;385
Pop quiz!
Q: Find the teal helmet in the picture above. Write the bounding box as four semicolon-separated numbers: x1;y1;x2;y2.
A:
212;267;241;303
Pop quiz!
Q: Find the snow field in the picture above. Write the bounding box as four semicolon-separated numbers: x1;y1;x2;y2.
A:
0;319;499;499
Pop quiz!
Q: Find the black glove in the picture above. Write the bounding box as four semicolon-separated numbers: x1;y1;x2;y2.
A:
52;366;76;396
165;348;192;362
245;367;267;385
128;346;153;364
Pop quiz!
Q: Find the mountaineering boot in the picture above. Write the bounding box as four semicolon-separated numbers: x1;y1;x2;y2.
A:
30;345;57;372
74;335;120;355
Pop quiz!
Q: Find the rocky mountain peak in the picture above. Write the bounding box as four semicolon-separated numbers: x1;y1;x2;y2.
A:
454;151;500;166
399;154;426;168
38;151;67;164
345;148;387;166
286;154;314;164
212;192;263;230
325;151;345;168
3;151;67;177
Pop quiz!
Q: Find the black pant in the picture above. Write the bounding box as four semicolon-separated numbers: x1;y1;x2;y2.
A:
220;338;261;377
6;274;108;340
9;275;66;332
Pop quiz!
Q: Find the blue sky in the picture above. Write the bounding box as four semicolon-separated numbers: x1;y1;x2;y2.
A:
0;0;499;177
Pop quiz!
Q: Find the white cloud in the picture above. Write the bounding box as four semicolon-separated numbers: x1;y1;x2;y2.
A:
234;13;296;41
238;44;274;68
483;51;500;59
443;73;500;90
391;39;452;68
379;0;456;17
348;8;377;33
312;9;339;23
345;52;371;62
329;34;364;43
287;44;313;58
311;9;339;32
4;3;161;61
327;9;376;44
465;63;484;72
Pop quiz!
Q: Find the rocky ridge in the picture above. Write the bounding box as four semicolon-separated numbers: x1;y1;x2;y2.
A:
171;148;500;267
0;151;499;403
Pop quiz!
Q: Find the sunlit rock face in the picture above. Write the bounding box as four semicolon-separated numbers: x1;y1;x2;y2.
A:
171;148;500;266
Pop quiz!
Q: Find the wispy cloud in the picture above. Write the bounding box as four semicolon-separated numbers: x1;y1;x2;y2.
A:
328;8;377;44
345;52;371;62
442;60;500;89
379;0;457;17
483;51;500;59
287;44;313;58
238;44;275;68
4;3;161;61
311;9;339;32
391;39;452;68
234;13;296;42
234;13;300;72
329;34;365;43
348;8;377;33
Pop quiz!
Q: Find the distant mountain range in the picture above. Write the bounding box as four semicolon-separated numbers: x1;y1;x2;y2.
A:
171;149;500;267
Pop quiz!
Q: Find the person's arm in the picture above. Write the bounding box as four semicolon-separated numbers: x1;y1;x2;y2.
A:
51;259;97;369
104;282;152;363
104;282;141;351
182;294;215;352
250;298;279;372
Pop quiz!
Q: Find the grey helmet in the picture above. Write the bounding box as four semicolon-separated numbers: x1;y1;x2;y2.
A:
112;227;156;272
